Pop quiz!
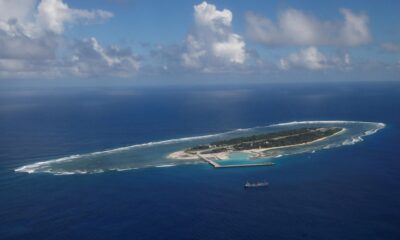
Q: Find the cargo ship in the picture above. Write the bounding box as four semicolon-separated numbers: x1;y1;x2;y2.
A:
244;181;269;188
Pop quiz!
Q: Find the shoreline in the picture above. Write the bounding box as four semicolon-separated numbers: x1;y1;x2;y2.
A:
242;127;347;157
167;127;347;161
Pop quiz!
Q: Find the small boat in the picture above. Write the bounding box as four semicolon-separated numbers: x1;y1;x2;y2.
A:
244;181;269;188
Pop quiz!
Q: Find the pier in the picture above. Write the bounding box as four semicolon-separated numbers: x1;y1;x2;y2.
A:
197;153;275;169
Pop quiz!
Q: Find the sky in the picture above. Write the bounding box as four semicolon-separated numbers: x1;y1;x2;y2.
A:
0;0;399;85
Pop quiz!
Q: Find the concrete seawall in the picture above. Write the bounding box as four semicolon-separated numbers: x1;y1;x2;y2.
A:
197;153;275;169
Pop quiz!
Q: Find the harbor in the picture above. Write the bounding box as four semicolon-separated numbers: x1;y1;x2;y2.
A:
197;153;275;169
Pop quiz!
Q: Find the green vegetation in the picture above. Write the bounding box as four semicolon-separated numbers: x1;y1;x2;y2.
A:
186;127;343;153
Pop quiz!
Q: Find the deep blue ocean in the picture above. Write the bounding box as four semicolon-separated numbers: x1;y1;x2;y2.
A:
1;82;400;240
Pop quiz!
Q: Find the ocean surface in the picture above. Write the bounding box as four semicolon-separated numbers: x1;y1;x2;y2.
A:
1;82;400;240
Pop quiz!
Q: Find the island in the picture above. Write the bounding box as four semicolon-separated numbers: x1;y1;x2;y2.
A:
168;127;345;168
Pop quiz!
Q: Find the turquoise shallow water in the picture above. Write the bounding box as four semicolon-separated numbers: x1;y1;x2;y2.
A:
1;83;400;240
218;152;253;166
14;121;385;174
217;152;279;166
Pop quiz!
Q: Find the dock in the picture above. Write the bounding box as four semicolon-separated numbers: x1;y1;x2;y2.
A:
197;153;275;169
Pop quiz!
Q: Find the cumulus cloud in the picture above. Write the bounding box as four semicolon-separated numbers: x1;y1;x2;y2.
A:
0;0;37;23
382;42;400;52
0;58;61;79
279;47;351;70
0;27;57;60
181;2;246;71
279;47;328;70
0;0;141;79
0;0;112;37
0;37;140;79
37;0;113;34
246;8;371;47
68;37;140;78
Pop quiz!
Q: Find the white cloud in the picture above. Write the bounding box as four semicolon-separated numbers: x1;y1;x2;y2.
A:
279;47;328;70
382;42;400;52
279;47;351;71
68;37;140;78
0;0;113;61
0;0;37;24
0;0;112;37
193;1;232;34
37;0;113;34
0;58;61;79
182;1;246;71
0;37;140;79
212;34;245;64
344;53;351;65
0;0;141;79
246;8;371;47
0;29;56;60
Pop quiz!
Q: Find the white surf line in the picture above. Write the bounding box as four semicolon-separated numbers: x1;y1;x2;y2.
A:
271;120;386;127
15;121;385;174
15;126;261;173
155;164;177;168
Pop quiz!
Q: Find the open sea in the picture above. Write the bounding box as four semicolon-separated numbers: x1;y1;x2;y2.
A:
1;81;400;240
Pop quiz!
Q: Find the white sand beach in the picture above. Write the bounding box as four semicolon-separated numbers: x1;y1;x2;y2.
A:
168;128;347;161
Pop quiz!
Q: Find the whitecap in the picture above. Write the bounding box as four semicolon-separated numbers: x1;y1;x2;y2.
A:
15;120;385;175
155;164;176;168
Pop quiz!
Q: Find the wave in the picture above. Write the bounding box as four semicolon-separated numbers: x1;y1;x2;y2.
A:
14;130;248;174
112;167;139;172
66;128;254;155
54;170;89;175
271;120;385;127
342;137;363;146
14;154;83;174
365;127;384;136
155;164;176;168
15;120;385;175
